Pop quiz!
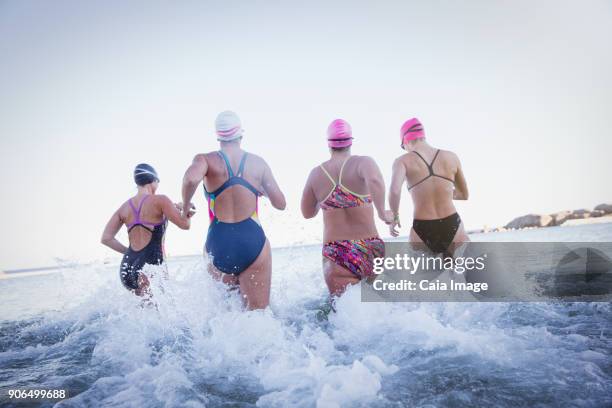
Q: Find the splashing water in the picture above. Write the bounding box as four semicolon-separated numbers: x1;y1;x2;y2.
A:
1;224;612;407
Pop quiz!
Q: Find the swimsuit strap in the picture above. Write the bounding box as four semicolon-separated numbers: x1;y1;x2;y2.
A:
136;194;150;213
408;149;454;190
436;174;456;183
206;151;260;222
430;149;441;167
412;150;435;176
338;156;370;198
204;151;234;197
218;150;235;177
127;195;157;230
320;157;371;207
338;156;351;186
236;153;248;177
218;150;249;177
319;164;336;187
209;151;260;197
320;156;351;186
128;195;150;225
128;223;154;233
139;217;167;227
407;176;428;191
128;197;138;217
407;151;434;190
425;150;454;183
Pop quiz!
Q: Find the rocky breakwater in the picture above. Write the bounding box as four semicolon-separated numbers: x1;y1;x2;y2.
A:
504;203;612;230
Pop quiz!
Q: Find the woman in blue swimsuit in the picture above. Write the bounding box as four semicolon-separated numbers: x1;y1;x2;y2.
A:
181;111;286;309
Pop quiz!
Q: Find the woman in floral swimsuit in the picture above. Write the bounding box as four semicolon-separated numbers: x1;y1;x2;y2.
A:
301;119;393;296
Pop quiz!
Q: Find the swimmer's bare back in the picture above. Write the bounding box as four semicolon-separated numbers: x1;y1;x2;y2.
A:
393;146;468;220
388;137;470;254
302;154;388;242
183;148;285;222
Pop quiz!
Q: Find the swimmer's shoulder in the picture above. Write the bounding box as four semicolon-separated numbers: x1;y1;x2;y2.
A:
305;160;332;186
350;154;371;164
185;153;212;171
150;194;171;205
397;152;430;177
436;148;460;166
117;195;144;222
242;151;272;176
350;155;379;173
116;199;131;222
429;146;457;157
194;152;215;162
396;152;417;168
243;151;265;165
192;151;224;173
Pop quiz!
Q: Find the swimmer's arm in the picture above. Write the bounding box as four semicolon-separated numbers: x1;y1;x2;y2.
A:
101;210;128;254
301;170;319;219
388;158;406;237
182;154;208;214
360;157;392;223
261;161;286;210
389;158;406;216
452;154;469;200
158;195;190;230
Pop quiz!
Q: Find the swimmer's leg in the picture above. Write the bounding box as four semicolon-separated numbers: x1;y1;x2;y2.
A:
409;227;425;249
447;220;470;257
208;262;239;289
135;272;150;297
238;240;271;310
134;273;157;310
323;257;359;297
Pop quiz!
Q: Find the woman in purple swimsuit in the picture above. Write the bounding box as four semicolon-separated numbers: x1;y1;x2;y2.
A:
301;119;393;296
101;164;193;296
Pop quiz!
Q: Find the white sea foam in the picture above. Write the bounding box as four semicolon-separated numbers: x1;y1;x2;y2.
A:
1;224;611;407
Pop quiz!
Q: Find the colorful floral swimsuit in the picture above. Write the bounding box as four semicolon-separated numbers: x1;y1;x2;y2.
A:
320;157;384;278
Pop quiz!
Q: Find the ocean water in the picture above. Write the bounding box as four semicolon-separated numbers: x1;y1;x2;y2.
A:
1;224;612;407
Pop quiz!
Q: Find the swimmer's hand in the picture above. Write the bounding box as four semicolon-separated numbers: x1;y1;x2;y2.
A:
389;222;401;237
379;209;394;224
389;213;401;237
178;202;196;218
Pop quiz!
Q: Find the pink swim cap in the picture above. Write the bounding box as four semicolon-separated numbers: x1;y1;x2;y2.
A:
327;119;353;148
400;118;425;146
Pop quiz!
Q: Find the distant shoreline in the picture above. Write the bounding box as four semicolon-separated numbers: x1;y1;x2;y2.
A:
473;204;612;234
469;214;612;235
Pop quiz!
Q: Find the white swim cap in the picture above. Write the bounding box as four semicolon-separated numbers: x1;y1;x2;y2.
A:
215;111;244;142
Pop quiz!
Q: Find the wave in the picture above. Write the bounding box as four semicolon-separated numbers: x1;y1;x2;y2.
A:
1;249;611;407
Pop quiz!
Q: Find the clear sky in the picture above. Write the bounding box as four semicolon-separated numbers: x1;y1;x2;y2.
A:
1;0;611;270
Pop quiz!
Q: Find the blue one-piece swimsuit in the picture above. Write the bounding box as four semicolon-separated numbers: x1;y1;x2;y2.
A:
204;151;266;275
